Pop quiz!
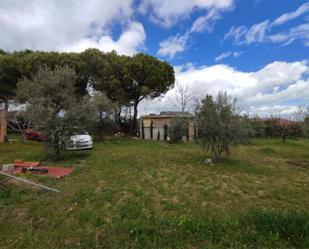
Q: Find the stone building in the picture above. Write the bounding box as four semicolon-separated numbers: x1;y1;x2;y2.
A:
139;112;196;141
0;109;7;142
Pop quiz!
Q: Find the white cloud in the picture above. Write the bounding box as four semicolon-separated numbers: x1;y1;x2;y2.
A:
272;2;309;26
245;20;270;44
224;20;270;45
157;1;233;59
248;105;300;117
215;52;232;62
224;3;309;46
214;51;242;62
139;60;309;117
190;9;221;33
138;0;233;28
224;26;247;43
0;0;146;55
269;23;309;46
63;22;146;55
157;32;190;58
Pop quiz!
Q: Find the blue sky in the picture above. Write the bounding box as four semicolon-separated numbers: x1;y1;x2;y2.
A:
0;0;309;116
144;0;309;71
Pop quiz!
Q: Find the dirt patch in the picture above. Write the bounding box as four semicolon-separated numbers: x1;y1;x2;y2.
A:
286;160;309;168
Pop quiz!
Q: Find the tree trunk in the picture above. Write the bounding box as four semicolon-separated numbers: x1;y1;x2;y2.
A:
114;108;122;131
99;109;103;122
130;100;138;136
0;102;8;143
21;131;28;143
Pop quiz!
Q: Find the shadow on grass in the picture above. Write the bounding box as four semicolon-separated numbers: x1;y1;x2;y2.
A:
42;149;92;163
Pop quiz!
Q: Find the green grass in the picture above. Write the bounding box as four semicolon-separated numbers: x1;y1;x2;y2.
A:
0;137;308;248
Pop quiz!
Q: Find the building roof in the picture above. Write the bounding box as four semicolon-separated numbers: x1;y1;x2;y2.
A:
142;111;193;119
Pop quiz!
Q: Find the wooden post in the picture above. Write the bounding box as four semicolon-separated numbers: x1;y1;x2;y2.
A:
150;121;153;140
163;124;168;141
0;109;8;143
141;118;145;139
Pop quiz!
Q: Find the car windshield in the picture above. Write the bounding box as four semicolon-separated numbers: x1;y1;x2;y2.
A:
71;128;88;135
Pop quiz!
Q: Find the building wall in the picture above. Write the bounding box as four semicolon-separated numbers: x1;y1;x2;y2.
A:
140;116;195;141
188;121;195;141
0;109;7;143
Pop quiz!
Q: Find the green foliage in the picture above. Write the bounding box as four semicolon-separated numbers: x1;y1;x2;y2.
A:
196;92;251;162
126;53;175;100
19;51;88;96
16;66;96;158
92;92;117;118
91;92;118;136
0;50;175;136
168;118;187;143
0;52;22;104
264;118;303;142
81;50;175;134
81;49;129;105
126;53;175;134
249;116;266;137
302;116;309;138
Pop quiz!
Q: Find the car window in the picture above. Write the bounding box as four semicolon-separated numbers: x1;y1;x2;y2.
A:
71;128;88;135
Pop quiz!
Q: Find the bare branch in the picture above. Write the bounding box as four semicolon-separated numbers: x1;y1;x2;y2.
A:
169;81;196;113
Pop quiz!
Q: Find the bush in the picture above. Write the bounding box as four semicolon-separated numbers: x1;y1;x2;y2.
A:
249;117;266;137
168;118;187;143
196;92;250;162
93;119;120;138
16;66;97;157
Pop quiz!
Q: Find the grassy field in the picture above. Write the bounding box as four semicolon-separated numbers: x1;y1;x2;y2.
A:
0;137;308;248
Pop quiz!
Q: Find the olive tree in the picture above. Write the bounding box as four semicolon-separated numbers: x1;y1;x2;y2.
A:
7;104;34;142
196;92;250;162
17;66;96;158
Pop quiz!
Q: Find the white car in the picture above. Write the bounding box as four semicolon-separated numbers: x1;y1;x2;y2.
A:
66;129;93;150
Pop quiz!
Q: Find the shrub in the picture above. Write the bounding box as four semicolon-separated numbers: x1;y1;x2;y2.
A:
16;66;97;158
196;92;251;162
168;118;187;143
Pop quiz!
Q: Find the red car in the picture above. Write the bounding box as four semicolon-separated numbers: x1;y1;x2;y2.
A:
23;130;47;141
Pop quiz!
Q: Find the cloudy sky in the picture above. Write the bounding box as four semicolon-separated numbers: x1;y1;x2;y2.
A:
1;0;309;117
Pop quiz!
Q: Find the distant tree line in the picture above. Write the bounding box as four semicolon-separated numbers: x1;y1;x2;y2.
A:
168;92;309;162
249;116;307;142
0;49;175;138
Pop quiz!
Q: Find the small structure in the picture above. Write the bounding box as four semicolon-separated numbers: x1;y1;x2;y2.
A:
140;111;196;141
0;109;7;143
